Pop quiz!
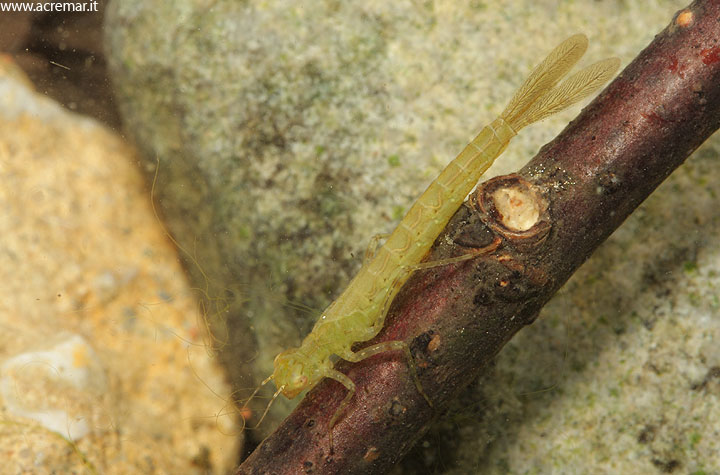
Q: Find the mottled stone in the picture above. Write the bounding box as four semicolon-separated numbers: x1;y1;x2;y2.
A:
0;59;239;474
1;335;106;441
104;0;720;472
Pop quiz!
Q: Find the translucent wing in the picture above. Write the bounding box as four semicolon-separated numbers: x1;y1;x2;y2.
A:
514;57;621;129
501;33;588;128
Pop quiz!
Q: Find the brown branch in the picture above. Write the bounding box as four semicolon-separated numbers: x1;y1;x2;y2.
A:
237;1;720;473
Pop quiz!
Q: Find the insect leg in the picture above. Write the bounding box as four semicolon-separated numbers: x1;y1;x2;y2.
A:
364;232;391;264
339;341;433;408
404;236;501;272
323;368;356;453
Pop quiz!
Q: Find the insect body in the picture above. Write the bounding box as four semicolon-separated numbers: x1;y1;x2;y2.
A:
248;34;620;432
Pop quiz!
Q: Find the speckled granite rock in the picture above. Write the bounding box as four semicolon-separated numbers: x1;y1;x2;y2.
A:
0;58;239;474
104;0;720;472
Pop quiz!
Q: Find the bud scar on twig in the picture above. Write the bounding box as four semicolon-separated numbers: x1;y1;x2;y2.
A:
476;175;550;246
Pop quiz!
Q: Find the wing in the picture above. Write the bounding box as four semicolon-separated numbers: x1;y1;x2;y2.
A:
514;57;621;129
501;34;619;131
501;33;588;127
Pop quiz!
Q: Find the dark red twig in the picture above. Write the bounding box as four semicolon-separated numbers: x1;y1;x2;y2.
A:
237;1;720;473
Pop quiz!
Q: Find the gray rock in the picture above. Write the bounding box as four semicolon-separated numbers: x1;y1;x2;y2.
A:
106;0;720;472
